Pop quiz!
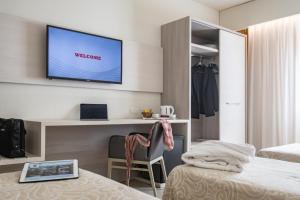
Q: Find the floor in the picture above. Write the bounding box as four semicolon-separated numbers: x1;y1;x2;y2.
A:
130;179;164;199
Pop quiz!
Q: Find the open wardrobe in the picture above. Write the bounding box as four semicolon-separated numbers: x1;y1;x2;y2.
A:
161;17;246;148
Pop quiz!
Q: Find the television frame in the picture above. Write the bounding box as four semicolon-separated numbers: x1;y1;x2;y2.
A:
46;25;123;84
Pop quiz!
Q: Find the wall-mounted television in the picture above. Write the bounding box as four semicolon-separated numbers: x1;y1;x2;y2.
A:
47;25;122;84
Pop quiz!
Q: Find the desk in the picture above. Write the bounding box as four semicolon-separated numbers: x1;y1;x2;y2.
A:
0;119;190;170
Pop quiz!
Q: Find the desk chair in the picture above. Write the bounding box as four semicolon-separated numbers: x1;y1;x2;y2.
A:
107;122;167;197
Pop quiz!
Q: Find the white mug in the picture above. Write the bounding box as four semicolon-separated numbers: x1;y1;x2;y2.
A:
152;113;160;119
170;114;177;120
160;105;175;116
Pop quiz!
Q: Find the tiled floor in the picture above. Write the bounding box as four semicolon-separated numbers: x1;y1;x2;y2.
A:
130;180;164;199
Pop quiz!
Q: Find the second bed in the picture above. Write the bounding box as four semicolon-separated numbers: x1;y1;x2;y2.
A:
257;143;300;163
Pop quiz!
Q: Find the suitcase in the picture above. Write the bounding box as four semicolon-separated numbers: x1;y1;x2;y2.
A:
0;118;26;158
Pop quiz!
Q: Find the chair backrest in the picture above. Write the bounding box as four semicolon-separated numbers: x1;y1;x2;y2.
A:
148;121;164;160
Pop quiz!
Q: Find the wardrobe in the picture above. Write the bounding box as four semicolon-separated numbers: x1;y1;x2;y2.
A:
161;17;246;148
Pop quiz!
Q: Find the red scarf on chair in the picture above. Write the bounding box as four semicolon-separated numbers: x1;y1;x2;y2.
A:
124;119;174;185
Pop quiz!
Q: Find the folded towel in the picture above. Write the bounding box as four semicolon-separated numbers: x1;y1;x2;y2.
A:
182;140;256;172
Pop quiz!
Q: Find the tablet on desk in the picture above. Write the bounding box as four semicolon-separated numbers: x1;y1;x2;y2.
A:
19;159;79;183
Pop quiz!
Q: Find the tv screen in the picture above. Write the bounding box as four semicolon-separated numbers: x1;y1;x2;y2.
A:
47;25;122;84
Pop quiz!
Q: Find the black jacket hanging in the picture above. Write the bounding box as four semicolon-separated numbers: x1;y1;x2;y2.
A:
191;64;219;118
203;65;219;116
191;65;206;118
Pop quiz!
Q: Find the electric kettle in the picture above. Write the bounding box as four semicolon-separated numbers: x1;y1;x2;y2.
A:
160;105;175;116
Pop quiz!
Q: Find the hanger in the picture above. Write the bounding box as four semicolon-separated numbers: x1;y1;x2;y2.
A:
198;56;203;66
191;55;204;67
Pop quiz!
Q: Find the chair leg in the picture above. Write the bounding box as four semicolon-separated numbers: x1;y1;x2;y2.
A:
160;157;168;182
147;162;157;197
107;158;112;179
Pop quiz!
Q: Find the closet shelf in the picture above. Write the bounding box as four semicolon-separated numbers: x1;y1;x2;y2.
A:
191;43;218;56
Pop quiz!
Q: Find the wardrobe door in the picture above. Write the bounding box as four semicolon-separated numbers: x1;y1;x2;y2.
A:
219;30;246;144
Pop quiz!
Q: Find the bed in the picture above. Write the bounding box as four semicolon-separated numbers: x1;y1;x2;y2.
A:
257;143;300;163
0;169;157;200
163;157;300;200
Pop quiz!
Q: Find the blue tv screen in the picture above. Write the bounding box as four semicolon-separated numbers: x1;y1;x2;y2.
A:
47;25;122;84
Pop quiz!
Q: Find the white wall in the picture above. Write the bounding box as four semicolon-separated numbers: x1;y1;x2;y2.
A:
220;0;300;30
0;0;218;120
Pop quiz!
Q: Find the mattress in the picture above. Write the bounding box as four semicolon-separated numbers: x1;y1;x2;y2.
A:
0;169;157;200
257;143;300;163
163;157;300;200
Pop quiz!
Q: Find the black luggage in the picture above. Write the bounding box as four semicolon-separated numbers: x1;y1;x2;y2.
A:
0;118;26;158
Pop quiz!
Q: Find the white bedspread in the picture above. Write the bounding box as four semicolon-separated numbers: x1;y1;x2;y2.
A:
163;157;300;200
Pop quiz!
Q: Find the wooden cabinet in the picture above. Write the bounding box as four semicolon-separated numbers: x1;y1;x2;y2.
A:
161;17;246;147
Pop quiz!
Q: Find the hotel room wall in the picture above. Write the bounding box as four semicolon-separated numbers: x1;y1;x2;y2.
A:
220;0;300;30
0;0;219;120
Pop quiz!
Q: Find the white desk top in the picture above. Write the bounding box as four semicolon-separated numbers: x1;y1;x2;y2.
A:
25;118;189;126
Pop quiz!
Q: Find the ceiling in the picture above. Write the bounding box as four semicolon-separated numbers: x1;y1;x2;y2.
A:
193;0;253;10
